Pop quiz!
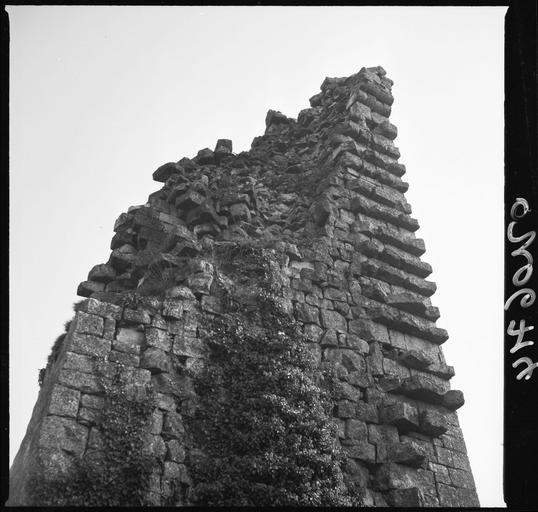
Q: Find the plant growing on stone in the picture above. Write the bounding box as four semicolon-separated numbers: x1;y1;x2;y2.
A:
29;368;157;506
187;245;363;506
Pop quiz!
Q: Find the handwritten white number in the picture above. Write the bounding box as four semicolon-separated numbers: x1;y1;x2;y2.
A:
508;319;535;354
511;197;531;220
513;357;538;381
504;288;536;311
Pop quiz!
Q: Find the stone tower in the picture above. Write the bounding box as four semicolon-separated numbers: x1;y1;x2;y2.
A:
9;67;479;507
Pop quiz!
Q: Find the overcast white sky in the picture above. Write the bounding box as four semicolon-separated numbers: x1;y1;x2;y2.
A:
8;6;506;507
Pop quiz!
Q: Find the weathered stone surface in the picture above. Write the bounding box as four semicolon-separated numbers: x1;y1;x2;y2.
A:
373;463;435;496
438;483;480;507
379;441;428;468
58;369;103;394
64;351;95;373
162;411;185;440
442;389;465;410
48;385;80;418
140;347;171;373
38;416;88;456
123;308;152;324
342;441;376;464
80;394;104;410
380;402;419;431
10;68;479;508
346;418;368;439
88;263;116;283
76;298;123;320
320;309;347;332
385;487;426;507
419;408;449;437
145;327;172;351
398;375;449;403
153;161;182;182
73;311;104;336
113;327;145;354
295;302;320;324
67;332;111;358
166;439;186;463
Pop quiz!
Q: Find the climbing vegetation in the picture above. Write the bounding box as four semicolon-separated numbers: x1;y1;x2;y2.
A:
188;244;363;506
29;368;157;506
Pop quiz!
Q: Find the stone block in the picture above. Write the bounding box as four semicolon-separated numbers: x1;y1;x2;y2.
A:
368;423;399;445
156;392;177;412
80;394;104;409
303;323;324;342
346;334;369;354
38;416;88;456
173;336;204;358
48;385;80;418
437;483;480;507
103;318;116;339
68;332;111;358
166;440;186;463
295;302;320;324
383;357;411;378
442;433;467;453
77;297;122;320
320;329;339;346
373;463;435;495
419;409;449;436
77;280;105;297
162;411;185;440
187;272;213;296
78;406;100;426
346;370;373;388
348;318;389;342
194;147;215;165
145;327;172;351
449;467;476;490
145;434;167;459
123;308;151;324
153;161;182;182
109;350;140;367
141;347;171;374
162;299;193;320
385;487;426;507
64;351;95;373
73;311;104;336
334;351;363;375
117;366;151;387
379;441;428;468
335;400;356;419
58;369;103;394
399;374;447;404
380;402;419;431
87;427;104;450
343;440;376;465
114;327;145;354
398;348;433;369
442;389;465;410
320;309;347;332
36;447;77;480
429;462;451;484
346;419;368;439
356;401;379;423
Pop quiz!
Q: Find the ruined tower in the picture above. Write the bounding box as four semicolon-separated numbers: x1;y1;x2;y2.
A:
9;67;479;507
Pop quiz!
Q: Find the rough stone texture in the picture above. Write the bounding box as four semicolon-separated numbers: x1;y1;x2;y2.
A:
8;67;478;507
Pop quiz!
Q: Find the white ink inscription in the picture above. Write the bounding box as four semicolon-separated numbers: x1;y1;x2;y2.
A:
506;198;537;381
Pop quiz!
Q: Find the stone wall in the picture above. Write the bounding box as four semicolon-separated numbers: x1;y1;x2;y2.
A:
9;66;479;507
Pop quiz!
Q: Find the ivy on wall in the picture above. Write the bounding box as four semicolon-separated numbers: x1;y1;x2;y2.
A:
29;367;157;506
188;244;363;506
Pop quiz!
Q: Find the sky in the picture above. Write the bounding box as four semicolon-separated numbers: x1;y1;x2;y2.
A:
8;6;506;507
